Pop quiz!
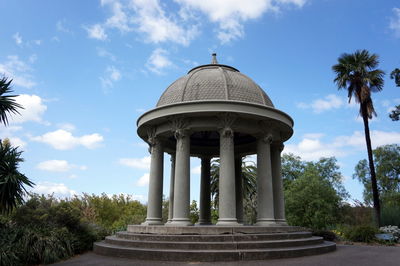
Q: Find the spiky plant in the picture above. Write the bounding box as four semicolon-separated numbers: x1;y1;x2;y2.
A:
0;140;34;214
0;77;23;126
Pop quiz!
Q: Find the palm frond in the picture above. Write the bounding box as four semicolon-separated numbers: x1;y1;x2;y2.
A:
0;77;24;126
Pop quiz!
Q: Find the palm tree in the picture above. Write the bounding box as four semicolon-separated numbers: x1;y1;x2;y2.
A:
0;139;34;214
390;68;400;87
0;77;23;126
389;68;400;121
332;49;385;226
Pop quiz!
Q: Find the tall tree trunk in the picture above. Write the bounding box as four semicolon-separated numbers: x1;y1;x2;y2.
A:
361;103;381;227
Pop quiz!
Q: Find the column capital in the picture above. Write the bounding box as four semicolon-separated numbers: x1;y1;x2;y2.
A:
147;127;163;154
258;133;273;144
219;127;234;139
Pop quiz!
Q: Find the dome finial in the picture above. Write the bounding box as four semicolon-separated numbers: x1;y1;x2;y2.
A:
211;53;218;64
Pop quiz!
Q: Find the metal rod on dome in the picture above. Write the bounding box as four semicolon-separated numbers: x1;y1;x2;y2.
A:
211;53;218;64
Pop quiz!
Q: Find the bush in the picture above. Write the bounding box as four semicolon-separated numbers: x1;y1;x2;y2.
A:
0;225;74;265
312;230;336;241
343;225;378;242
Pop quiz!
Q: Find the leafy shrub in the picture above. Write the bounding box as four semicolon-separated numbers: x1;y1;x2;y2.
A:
312;230;336;241
0;225;74;265
343;225;378;242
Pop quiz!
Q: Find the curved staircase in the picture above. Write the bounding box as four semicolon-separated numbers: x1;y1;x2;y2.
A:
93;225;336;262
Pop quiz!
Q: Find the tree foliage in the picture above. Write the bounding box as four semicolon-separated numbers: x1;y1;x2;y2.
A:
282;154;348;229
354;144;400;206
0;77;23;126
389;68;400;121
0;139;34;214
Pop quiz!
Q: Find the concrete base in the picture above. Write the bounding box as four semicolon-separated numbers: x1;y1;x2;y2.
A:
94;225;336;262
165;218;192;226
141;218;163;226
256;219;278;226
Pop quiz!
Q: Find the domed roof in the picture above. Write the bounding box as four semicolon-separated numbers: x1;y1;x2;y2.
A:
156;54;274;108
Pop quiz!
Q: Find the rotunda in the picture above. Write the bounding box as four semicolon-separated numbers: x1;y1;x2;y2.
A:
137;54;293;226
93;54;336;261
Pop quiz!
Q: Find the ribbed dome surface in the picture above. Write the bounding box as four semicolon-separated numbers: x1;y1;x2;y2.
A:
156;63;274;108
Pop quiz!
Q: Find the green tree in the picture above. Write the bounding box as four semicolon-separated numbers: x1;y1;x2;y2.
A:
0;140;34;213
332;49;385;226
353;144;400;206
389;68;400;121
391;68;400;87
284;168;342;229
0;77;22;126
283;155;348;229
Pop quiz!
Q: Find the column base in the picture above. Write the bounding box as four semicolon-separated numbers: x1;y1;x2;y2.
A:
274;219;288;225
166;218;192;226
216;218;240;226
196;220;212;226
256;218;278;226
141;218;163;226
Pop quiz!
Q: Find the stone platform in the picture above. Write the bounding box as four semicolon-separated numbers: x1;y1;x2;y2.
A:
93;225;336;262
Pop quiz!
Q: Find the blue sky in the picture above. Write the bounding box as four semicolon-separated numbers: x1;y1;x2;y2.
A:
0;0;399;204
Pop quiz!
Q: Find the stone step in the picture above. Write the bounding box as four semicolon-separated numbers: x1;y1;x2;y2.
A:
116;231;312;242
93;241;336;262
105;235;323;250
127;225;304;235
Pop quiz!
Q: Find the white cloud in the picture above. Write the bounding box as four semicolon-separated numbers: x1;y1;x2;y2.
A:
8;137;27;149
0;55;36;88
176;0;307;43
390;7;400;37
57;123;76;131
56;19;72;33
146;48;173;74
191;165;201;175
9;94;47;124
33;40;42;45
13;32;22;46
297;94;344;113
37;159;87;172
29;54;38;63
137;173;149;186
37;160;72;172
285;137;345;161
104;0;132;32
119;156;151;170
97;47;116;61
0;126;26;148
99;0;198;46
100;66;121;91
335;130;400;150
32;129;104;150
285;130;400;161
31;182;78;197
85;24;108;40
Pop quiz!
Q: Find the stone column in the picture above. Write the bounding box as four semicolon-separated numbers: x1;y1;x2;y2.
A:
256;133;276;226
198;156;211;225
142;133;164;225
217;126;239;226
235;156;244;224
169;128;192;226
167;153;176;223
271;143;287;225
